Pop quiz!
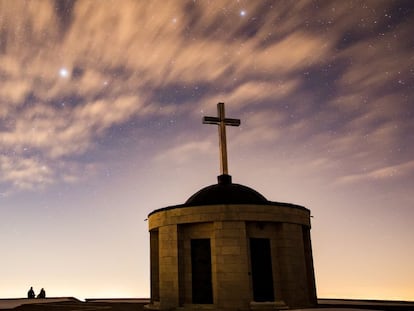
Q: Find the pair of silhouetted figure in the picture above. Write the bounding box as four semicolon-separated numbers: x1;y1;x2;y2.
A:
27;287;46;299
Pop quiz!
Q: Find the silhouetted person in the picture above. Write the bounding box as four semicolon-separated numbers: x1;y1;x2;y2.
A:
27;287;35;299
37;288;46;299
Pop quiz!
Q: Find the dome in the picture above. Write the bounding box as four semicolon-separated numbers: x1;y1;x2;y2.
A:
148;174;307;217
185;175;268;206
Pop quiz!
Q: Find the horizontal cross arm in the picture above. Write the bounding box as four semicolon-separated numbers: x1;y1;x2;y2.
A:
224;118;241;126
203;116;240;126
203;116;220;124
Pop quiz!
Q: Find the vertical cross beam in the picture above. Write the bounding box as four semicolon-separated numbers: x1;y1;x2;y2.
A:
203;103;240;176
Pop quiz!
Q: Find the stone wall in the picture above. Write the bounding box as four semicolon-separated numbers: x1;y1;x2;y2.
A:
148;203;317;310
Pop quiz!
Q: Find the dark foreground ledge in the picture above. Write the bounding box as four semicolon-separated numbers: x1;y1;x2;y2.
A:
0;298;149;311
318;298;414;311
1;298;414;311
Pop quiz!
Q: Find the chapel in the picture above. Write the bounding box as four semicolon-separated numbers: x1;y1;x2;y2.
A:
146;103;317;310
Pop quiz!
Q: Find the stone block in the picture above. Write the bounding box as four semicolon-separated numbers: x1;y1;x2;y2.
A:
220;245;241;255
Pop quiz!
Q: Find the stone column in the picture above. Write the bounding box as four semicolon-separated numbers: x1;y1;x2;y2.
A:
214;221;250;310
277;223;309;308
158;224;179;309
150;230;160;303
302;226;317;305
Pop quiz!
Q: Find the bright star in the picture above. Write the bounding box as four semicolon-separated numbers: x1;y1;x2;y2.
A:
240;10;246;16
59;68;69;78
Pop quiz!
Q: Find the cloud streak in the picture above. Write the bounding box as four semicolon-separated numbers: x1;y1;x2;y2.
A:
0;0;412;192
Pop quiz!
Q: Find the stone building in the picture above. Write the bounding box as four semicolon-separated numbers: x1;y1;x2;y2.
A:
147;174;317;310
146;103;317;310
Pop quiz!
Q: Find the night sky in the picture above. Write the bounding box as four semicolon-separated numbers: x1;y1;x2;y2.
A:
1;0;413;301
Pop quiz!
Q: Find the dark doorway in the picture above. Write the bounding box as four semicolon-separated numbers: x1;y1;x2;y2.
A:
250;238;274;302
191;239;213;304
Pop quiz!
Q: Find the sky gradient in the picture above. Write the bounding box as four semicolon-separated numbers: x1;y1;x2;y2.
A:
0;0;413;301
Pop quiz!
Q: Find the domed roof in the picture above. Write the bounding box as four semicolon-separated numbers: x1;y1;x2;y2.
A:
148;174;307;217
185;174;268;206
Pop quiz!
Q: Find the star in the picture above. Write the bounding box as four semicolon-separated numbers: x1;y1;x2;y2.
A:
240;10;246;17
59;68;69;78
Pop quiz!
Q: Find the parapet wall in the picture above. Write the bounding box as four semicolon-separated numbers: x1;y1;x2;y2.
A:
148;203;311;230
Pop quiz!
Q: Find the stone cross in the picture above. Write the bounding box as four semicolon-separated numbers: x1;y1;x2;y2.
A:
203;102;240;175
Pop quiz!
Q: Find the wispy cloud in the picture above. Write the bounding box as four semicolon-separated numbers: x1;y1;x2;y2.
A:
0;155;53;190
337;160;414;185
154;140;214;165
0;0;412;191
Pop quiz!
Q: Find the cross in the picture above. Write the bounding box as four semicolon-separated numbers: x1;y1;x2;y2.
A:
203;102;240;176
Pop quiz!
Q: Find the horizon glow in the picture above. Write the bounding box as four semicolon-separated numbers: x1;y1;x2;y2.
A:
0;0;413;301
